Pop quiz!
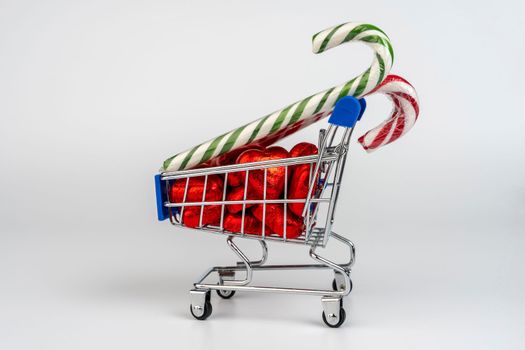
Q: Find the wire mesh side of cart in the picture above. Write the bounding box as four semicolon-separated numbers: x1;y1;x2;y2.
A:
158;124;354;248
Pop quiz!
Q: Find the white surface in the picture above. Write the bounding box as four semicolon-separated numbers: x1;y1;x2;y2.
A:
1;0;524;349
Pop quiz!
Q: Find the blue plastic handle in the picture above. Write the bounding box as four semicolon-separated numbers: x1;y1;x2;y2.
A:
358;98;366;120
328;96;365;127
154;174;169;221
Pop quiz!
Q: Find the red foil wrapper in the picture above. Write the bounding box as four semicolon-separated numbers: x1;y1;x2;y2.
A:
288;142;319;216
289;142;318;158
230;146;289;199
215;144;264;167
182;206;222;228
225;144;265;186
169;175;224;203
252;204;304;239
223;213;264;235
169;175;224;228
226;186;255;214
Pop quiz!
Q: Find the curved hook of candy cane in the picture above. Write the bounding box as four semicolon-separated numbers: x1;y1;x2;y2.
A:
359;74;420;152
311;22;394;98
162;22;394;172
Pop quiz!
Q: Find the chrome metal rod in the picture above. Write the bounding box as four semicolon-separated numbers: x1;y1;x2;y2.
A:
226;236;252;285
262;168;267;239
331;232;355;269
244;240;268;267
195;264;332;285
164;197;330;207
194;282;342;297
211;263;340;272
323;127;354;245
309;236;351;296
195;240;269;285
161;154;337;180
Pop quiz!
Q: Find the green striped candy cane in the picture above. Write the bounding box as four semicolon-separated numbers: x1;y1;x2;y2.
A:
162;22;394;172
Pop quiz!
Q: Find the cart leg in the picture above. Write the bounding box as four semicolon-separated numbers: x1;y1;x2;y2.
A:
222;237;268;286
232;239;267;268
189;289;212;320
309;236;350;327
309;242;351;296
329;232;354;293
332;271;352;292
225;236;253;285
330;232;356;270
249;240;268;267
321;296;346;328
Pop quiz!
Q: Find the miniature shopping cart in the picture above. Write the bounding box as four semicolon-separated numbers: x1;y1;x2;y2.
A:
155;96;366;327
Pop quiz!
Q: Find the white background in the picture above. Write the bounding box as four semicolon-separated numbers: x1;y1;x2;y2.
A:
1;0;524;349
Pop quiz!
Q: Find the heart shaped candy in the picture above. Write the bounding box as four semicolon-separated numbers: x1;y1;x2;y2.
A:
251;204;304;239
230;146;289;200
289;142;318;158
226;186;255;214
169;175;224;203
288;143;319;216
169;175;224;228
223;212;264;235
182;205;222;228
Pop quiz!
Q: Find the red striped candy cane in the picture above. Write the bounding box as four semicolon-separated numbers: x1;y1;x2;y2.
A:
359;75;419;151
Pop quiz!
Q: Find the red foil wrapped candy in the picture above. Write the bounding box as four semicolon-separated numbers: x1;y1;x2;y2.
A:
289;142;318;159
226;145;265;187
288;142;319;216
169;175;224;203
226;186;256;214
182;206;222;228
252;204;304;239
169;175;224;228
231;146;289;200
223;213;264;235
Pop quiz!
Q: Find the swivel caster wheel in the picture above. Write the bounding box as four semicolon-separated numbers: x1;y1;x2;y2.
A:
190;290;212;320
217;270;236;299
216;289;236;299
321;296;347;328
322;308;346;328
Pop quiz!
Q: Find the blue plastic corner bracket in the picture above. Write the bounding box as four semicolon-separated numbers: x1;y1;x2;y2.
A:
154;174;169;221
328;96;366;127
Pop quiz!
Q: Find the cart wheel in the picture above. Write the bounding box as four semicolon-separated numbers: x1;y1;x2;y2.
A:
322;308;346;328
216;289;236;299
190;291;212;320
190;300;212;320
332;277;353;292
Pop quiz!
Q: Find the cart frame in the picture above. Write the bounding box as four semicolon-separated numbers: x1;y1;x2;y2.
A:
155;96;365;327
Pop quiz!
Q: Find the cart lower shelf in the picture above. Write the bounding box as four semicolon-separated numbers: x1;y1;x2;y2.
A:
189;231;355;327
